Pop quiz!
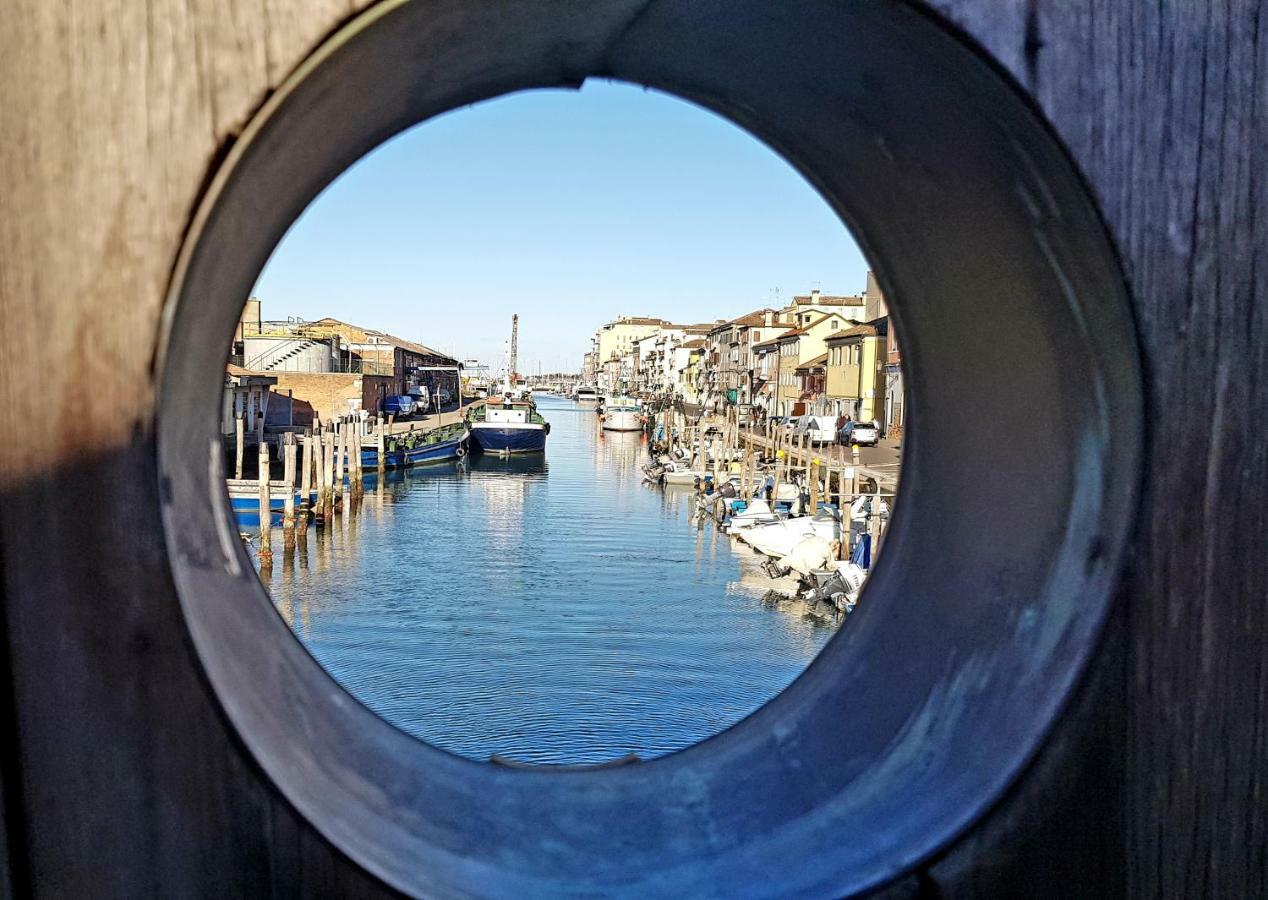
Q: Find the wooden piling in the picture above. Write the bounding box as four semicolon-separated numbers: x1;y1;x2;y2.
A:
235;413;245;479
376;416;386;475
282;433;296;550
333;420;345;515
257;439;273;567
350;418;363;507
299;429;313;524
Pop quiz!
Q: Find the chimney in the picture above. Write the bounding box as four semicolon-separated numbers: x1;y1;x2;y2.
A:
810;288;821;302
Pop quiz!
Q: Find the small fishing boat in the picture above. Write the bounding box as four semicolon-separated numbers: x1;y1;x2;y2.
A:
469;394;549;454
360;422;470;470
601;396;644;432
469;315;549;455
401;423;469;466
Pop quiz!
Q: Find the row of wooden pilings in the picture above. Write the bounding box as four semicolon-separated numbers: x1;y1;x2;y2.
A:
247;413;397;570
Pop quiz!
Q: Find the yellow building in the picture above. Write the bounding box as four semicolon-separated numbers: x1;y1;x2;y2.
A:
825;319;887;422
592;316;670;391
678;339;705;406
769;312;853;415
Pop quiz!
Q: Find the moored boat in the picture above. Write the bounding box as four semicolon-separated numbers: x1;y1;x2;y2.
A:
469;399;549;454
601;396;644;432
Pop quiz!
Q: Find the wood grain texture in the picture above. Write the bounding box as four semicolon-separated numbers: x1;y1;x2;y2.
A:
1;0;1265;896
930;2;1268;896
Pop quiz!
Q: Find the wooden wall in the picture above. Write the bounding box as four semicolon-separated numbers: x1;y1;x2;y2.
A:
0;1;1263;896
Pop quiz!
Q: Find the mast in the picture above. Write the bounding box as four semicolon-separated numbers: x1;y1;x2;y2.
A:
509;313;518;383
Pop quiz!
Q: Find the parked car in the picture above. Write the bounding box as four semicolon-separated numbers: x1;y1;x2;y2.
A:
406;388;431;414
839;419;880;447
436;387;452;406
794;415;839;445
383;395;416;417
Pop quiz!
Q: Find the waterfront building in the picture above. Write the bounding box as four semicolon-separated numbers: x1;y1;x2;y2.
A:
703;308;783;411
795;353;830;413
222;365;278;437
782;288;868;327
676;339;706;410
750;335;788;419
824;317;889;423
591;315;671;392
770;312;855;416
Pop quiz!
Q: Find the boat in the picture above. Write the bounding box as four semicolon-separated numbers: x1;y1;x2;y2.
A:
601;396;644;432
359;422;469;470
469;394;549;454
575;385;599;405
467;314;550;455
226;478;312;526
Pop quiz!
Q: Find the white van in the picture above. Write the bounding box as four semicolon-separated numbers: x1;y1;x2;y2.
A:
795;415;838;445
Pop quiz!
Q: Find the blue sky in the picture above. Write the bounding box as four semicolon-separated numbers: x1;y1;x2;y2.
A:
252;80;868;373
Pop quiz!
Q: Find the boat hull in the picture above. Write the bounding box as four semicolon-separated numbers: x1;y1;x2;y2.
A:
471;424;547;454
602;410;643;431
360;433;468;469
403;435;467;466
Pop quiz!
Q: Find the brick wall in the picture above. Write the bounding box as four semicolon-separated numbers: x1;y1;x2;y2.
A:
265;373;392;423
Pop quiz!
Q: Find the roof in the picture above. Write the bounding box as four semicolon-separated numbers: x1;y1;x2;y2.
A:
825;323;879;342
797;352;830;369
681;339;706;349
792;293;866;306
732;308;777;328
309;317;457;363
226;364;278;382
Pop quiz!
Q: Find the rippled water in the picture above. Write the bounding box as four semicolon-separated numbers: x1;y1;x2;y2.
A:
256;395;837;764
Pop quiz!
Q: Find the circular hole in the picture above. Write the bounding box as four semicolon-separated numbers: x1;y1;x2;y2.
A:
157;2;1142;896
229;81;886;767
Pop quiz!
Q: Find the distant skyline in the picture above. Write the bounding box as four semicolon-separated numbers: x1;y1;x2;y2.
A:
251;80;869;373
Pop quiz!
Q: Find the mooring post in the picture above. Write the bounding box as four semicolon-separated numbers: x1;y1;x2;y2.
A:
333;419;345;516
299;428;313;527
870;481;885;556
299;425;311;540
350;418;363;508
323;426;336;524
809;456;820;514
257;439;273;568
376;416;386;475
235;412;245;479
282;433;296;551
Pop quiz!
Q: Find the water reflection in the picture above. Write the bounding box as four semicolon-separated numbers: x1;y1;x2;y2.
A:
250;395;836;764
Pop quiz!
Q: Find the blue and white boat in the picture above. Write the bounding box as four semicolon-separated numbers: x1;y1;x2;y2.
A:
469;395;549;454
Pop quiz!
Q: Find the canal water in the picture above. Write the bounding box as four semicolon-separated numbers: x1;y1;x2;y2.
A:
255;395;838;765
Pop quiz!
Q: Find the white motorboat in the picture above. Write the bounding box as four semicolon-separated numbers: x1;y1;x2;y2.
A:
737;515;840;558
575;385;600;405
601;396;644;432
662;463;703;486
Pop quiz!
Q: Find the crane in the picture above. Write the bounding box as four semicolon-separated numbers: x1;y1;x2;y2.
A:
509;313;518;382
